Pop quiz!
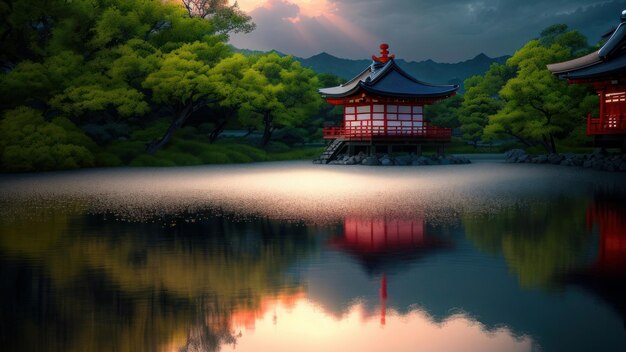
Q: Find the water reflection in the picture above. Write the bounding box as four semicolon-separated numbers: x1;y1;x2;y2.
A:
568;195;626;328
1;163;626;351
0;206;317;351
462;197;593;288
221;298;533;352
329;216;452;274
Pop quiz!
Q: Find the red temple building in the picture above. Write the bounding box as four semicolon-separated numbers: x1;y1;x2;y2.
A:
547;11;626;151
318;44;459;163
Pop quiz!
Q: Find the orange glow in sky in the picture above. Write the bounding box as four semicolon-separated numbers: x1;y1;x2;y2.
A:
221;297;535;352
237;0;337;18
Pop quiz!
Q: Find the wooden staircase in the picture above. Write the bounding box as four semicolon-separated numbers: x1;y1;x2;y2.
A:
319;138;346;164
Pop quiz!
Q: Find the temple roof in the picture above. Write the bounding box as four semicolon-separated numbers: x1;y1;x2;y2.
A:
547;10;626;80
319;44;459;99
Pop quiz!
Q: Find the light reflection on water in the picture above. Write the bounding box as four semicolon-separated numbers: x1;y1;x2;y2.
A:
1;161;626;352
219;298;534;352
1;161;624;223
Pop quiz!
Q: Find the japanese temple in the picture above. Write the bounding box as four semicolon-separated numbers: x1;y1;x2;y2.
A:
547;10;626;151
318;44;459;163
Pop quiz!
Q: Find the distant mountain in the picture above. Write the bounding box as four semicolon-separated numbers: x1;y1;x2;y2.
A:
297;52;509;91
231;46;510;92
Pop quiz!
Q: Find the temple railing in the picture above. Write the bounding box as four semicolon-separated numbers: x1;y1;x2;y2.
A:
323;124;452;141
587;113;626;135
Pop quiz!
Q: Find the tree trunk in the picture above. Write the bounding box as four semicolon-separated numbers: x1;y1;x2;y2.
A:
260;111;273;147
539;134;556;154
549;133;557;154
146;104;194;154
208;119;228;143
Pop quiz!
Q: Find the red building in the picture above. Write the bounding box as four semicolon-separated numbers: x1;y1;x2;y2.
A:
547;11;626;151
318;44;459;163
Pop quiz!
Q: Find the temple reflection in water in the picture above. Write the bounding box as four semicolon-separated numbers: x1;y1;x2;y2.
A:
329;215;451;325
1;190;626;352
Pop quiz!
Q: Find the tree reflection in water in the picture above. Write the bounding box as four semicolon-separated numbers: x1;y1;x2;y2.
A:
0;205;317;352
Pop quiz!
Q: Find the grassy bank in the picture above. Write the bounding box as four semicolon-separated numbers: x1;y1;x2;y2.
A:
100;137;324;168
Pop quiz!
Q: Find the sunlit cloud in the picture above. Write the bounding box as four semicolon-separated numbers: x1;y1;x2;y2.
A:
237;0;338;18
229;0;378;58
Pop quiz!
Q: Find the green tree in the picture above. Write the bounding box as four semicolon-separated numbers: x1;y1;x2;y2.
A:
238;54;322;146
484;26;594;153
142;39;231;153
458;63;516;146
425;94;462;129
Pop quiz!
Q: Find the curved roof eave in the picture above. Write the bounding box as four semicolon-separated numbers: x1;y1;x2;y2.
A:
360;84;459;98
561;53;626;80
546;51;601;74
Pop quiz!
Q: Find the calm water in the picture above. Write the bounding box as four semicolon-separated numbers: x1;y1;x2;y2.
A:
1;160;625;352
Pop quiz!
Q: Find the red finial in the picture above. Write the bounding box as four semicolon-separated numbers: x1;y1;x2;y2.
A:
372;43;395;63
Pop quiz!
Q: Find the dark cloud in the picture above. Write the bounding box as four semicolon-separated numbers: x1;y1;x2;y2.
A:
231;0;626;62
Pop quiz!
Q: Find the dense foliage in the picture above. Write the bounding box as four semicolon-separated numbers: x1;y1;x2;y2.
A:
426;24;599;153
0;0;328;172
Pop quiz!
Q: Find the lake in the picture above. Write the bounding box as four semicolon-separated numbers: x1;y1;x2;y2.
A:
1;160;625;352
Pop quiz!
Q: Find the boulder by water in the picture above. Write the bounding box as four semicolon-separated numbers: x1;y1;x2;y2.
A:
504;148;626;172
319;153;471;166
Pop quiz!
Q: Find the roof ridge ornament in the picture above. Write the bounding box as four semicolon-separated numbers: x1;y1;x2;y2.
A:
622;9;626;23
372;43;395;64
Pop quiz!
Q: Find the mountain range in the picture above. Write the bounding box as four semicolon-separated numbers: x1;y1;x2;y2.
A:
234;47;510;91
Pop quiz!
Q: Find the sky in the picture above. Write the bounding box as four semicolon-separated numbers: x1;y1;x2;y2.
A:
229;0;626;63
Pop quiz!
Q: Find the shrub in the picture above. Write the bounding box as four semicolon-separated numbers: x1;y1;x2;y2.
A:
0;107;95;172
199;151;231;164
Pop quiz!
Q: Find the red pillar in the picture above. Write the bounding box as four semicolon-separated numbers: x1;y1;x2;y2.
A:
380;274;387;326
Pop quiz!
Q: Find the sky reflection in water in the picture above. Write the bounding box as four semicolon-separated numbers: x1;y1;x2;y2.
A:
1;161;625;352
1;161;624;223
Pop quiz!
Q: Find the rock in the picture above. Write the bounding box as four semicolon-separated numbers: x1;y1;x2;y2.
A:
394;157;409;166
312;159;322;164
440;158;451;165
583;159;593;168
362;156;379;166
516;154;530;163
572;156;584;166
380;157;393;166
620;162;626;171
504;149;527;163
592;160;604;170
345;156;357;165
426;158;439;165
548;153;564;165
562;153;576;160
